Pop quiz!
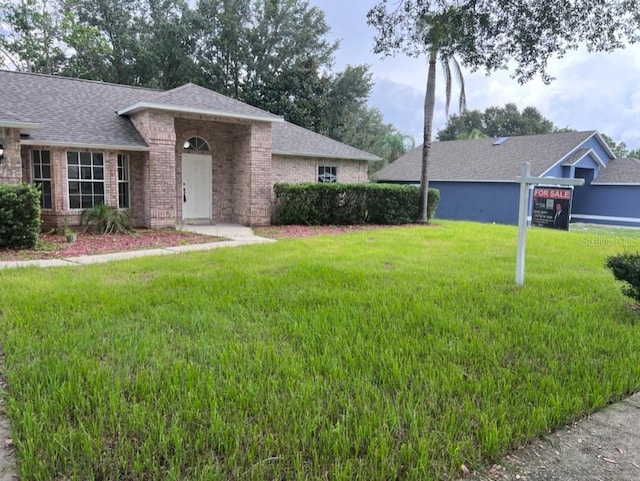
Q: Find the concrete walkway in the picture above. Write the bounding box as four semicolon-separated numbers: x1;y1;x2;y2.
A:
0;223;275;270
465;392;640;481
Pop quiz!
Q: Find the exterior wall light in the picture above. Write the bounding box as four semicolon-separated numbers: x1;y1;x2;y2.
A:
0;143;4;164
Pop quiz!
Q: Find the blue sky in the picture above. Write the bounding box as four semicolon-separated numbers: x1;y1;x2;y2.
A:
310;0;640;151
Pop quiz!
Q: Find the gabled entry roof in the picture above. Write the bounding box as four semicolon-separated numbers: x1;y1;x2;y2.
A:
116;83;283;123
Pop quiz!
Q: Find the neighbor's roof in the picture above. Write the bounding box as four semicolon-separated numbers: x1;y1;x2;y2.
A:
272;121;380;161
375;131;600;182
593;157;640;184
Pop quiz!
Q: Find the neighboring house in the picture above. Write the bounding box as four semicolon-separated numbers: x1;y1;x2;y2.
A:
0;70;376;229
375;131;640;227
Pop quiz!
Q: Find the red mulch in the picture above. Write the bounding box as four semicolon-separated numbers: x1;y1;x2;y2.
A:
0;225;415;262
0;230;214;262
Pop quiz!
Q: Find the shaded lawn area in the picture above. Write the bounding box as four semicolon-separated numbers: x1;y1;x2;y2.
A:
0;221;639;480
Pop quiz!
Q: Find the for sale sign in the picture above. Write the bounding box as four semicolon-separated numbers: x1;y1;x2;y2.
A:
531;187;573;230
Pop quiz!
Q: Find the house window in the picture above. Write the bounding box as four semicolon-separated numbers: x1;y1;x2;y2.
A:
183;136;210;152
67;151;104;209
31;150;52;209
318;165;337;183
117;154;130;209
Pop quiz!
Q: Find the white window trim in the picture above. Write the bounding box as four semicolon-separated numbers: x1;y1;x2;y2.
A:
66;151;106;210
31;149;53;210
117;154;130;209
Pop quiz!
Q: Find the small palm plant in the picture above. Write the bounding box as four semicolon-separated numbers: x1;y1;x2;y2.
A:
81;203;132;234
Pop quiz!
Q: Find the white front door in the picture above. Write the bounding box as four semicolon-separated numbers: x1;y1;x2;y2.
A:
182;153;212;220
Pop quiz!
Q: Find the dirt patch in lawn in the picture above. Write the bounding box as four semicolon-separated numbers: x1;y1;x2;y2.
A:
0;230;217;262
254;224;417;239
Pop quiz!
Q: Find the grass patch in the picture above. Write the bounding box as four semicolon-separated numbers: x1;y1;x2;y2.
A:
0;221;639;480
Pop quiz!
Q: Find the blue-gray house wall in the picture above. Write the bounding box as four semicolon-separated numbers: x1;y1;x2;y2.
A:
431;181;520;224
572;184;640;227
379;134;639;228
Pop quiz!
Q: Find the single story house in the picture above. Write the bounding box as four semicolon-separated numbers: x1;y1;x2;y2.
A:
375;131;640;227
0;70;377;229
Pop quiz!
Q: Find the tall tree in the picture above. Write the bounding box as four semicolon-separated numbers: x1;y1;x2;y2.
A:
368;3;470;223
437;103;557;141
601;133;629;158
0;0;67;73
63;0;145;84
137;0;200;89
195;0;251;97
368;0;640;223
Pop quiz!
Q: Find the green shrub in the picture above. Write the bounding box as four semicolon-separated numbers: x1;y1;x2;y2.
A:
81;203;132;234
606;252;640;303
273;183;439;225
0;184;41;249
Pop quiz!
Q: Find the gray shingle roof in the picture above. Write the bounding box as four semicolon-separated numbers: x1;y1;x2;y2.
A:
593;157;640;184
375;131;598;182
272;121;380;161
0;108;35;124
117;82;282;122
0;70;156;148
0;70;375;160
561;148;591;166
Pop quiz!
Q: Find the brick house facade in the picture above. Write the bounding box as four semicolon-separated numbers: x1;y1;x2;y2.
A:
0;71;376;229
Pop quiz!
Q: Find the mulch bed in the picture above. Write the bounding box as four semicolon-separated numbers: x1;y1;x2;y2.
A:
0;230;214;262
0;225;416;262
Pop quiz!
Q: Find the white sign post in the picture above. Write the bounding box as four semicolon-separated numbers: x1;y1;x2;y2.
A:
515;162;585;286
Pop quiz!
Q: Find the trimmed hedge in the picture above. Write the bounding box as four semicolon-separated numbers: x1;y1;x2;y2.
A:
0;184;42;249
273;183;440;225
606;252;640;304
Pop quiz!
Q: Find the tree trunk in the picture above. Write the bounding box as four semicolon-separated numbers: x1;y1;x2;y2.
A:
417;49;438;224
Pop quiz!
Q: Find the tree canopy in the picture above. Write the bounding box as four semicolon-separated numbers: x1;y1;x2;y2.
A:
437;103;558;140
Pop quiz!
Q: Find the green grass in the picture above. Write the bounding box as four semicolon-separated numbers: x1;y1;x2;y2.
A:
0;220;639;480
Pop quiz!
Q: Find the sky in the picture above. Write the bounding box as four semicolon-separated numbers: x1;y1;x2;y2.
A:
310;0;640;151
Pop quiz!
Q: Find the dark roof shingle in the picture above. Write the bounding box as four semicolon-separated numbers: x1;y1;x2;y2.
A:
0;70;375;160
375;131;598;182
117;83;282;122
0;70;155;148
594;157;640;184
272;121;380;161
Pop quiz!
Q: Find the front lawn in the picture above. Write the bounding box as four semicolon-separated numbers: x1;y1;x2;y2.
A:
0;221;639;480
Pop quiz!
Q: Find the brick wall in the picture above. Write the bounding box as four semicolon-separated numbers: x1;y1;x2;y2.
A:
271;155;368;184
247;122;272;225
129;151;147;228
130;110;176;228
0;128;22;184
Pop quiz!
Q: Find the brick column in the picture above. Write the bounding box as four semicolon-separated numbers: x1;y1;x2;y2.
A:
0;128;23;184
248;122;272;225
130;111;177;228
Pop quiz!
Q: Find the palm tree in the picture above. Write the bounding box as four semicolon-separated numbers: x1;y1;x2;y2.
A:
417;48;466;223
368;2;469;224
